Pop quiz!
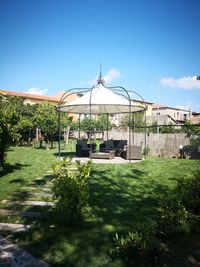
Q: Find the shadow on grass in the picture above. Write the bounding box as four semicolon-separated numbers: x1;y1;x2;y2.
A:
9;178;26;184
54;151;76;158
0;163;30;178
12;165;178;267
88;166;173;226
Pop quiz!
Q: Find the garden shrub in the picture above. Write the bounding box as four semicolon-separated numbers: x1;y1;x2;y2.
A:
177;168;200;215
158;200;194;236
110;223;165;267
52;157;92;224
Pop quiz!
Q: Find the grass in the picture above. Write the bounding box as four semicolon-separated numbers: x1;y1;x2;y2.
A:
0;145;199;266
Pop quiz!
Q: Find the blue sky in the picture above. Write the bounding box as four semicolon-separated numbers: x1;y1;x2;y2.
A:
1;0;200;111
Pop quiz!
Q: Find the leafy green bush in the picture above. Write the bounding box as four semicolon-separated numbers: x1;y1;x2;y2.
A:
52;158;92;224
158;200;193;235
110;223;164;266
177;168;200;215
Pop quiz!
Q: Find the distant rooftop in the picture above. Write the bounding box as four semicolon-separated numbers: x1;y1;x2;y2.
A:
152;103;190;112
0;89;77;103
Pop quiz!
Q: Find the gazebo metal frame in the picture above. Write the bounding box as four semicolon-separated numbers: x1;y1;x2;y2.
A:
56;73;147;162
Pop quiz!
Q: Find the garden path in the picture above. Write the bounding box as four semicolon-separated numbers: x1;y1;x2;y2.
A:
0;173;53;266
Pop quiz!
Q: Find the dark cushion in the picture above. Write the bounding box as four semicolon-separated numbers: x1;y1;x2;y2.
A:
77;140;88;149
104;139;115;148
118;140;127;148
116;140;123;149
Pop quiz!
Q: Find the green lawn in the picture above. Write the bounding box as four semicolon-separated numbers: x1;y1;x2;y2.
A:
0;146;199;267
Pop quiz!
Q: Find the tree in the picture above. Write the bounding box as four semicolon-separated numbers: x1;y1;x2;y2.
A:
0;95;20;169
182;121;200;135
96;114;112;131
70;115;112;139
120;112;145;132
197;76;200;81
34;102;58;149
34;102;71;149
14;102;37;145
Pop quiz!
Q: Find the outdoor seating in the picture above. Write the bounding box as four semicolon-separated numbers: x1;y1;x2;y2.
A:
76;140;96;157
89;150;115;160
100;139;127;156
120;145;142;160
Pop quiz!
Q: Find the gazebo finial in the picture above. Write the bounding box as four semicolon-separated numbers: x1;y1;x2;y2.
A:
97;63;105;85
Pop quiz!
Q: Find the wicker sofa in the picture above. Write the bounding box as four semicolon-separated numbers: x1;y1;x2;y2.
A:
120;146;142;160
99;139;127;156
76;140;96;157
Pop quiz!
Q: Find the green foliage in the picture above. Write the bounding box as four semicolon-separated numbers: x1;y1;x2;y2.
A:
158;200;193;235
160;124;180;133
177;168;200;215
71;114;112;132
143;145;150;156
34;102;71;148
182;121;200;135
15;103;37;144
148;121;181;133
111;225;163;267
34;102;58;144
0;95;21;168
52;158;92;223
120;112;145;132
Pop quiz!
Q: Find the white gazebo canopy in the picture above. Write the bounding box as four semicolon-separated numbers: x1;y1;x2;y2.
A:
58;78;145;114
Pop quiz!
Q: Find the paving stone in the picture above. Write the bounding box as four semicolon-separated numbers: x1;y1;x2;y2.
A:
0;223;31;233
29;182;52;187
21;187;51;192
13;248;25;257
1;200;54;207
34;177;44;181
0;235;50;267
0;237;9;246
0;209;44;218
1;245;16;253
0;262;12;267
13;192;52;198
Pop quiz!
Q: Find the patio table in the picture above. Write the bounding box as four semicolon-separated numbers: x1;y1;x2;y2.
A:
89;150;115;159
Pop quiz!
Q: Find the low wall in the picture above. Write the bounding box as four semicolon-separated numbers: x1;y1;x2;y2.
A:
73;130;193;157
104;130;192;157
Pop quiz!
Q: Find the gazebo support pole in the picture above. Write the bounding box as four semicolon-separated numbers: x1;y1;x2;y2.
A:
78;114;81;140
89;91;92;159
132;112;135;146
106;113;109;140
144;109;147;159
129;105;131;163
58;109;61;158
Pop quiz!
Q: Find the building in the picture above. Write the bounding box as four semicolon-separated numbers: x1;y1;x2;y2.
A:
0;89;78;105
148;104;191;125
190;112;200;124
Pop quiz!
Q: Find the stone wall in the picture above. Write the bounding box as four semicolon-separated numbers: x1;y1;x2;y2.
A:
73;130;192;157
104;130;191;157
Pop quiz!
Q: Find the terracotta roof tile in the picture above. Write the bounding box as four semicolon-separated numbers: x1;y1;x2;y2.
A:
0;89;59;102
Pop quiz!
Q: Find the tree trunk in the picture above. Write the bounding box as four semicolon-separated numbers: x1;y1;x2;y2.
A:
45;140;50;150
50;140;54;149
39;140;43;148
64;125;70;145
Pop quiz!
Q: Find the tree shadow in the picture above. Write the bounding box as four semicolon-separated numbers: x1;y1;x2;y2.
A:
88;166;173;226
184;136;200;159
54;151;76;158
9;178;26;184
7;174;54;223
12;164;178;267
0;163;30;178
